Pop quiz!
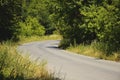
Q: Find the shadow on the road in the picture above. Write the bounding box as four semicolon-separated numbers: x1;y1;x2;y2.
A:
46;46;63;50
47;46;58;49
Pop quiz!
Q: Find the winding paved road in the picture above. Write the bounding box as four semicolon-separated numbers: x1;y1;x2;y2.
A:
18;40;120;80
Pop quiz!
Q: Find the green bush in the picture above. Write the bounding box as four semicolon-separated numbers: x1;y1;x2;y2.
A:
19;16;45;37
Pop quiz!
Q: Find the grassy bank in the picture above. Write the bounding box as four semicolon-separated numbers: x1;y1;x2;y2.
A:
67;42;120;62
0;35;61;80
19;34;62;44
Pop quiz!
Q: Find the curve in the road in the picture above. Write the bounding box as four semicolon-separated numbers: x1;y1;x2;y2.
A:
18;40;120;80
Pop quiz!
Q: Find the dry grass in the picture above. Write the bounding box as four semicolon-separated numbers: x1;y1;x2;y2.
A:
19;34;62;44
67;44;120;62
0;35;62;80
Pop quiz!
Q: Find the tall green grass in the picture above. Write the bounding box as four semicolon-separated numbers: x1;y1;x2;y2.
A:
67;41;120;61
0;41;55;80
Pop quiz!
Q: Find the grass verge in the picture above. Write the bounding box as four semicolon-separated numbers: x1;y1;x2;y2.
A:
0;35;62;80
67;42;120;62
18;34;62;44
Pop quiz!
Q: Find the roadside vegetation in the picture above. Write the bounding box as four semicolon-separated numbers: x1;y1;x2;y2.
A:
0;41;57;80
67;41;120;61
19;34;61;44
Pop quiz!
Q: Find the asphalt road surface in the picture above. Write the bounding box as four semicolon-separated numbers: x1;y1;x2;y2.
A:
18;40;120;80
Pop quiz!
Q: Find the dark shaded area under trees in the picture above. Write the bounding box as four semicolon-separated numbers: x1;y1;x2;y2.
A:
0;0;22;41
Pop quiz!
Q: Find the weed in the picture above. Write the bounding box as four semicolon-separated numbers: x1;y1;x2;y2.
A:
0;42;55;80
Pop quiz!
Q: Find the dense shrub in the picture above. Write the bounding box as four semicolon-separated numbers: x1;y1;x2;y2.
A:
19;16;45;37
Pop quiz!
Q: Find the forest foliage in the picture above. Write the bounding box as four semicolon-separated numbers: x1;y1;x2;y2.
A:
0;0;53;41
0;0;120;55
49;0;120;56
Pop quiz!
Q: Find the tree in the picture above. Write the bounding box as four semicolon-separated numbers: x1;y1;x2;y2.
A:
80;0;120;54
49;0;97;48
49;0;120;54
0;0;22;41
22;0;55;34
